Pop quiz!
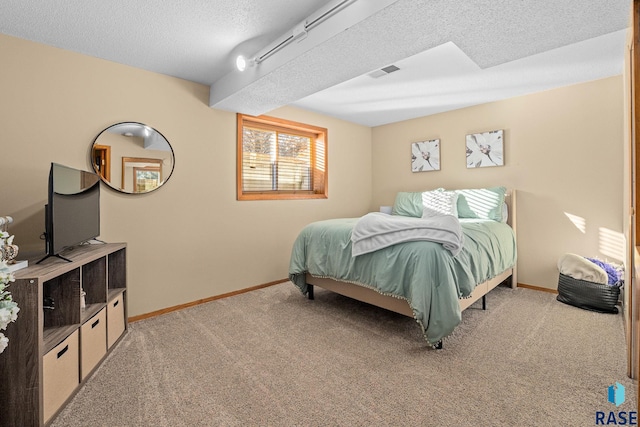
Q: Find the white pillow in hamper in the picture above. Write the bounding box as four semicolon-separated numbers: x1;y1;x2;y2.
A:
421;190;459;218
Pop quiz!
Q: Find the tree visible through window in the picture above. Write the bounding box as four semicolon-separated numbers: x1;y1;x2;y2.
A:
237;114;327;200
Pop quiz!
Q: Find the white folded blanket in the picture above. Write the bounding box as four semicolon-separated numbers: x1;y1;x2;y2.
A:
557;253;608;284
351;212;464;257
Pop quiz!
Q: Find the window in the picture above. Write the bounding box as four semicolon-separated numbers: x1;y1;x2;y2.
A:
237;113;328;200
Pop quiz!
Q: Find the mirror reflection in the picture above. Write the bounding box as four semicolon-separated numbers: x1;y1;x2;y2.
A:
53;162;101;195
91;122;175;194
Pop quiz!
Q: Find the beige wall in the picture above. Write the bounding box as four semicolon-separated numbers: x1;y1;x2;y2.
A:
0;34;372;316
372;76;624;290
0;32;625;310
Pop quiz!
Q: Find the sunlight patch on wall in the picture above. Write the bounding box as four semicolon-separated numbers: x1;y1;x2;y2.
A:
599;227;624;262
564;212;586;233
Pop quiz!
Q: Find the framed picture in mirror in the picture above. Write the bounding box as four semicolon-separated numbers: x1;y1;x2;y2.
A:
122;157;163;193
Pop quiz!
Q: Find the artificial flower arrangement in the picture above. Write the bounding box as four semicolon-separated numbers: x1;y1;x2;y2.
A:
0;231;19;354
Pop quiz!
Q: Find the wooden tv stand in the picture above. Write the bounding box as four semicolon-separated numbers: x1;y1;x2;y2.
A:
0;243;128;426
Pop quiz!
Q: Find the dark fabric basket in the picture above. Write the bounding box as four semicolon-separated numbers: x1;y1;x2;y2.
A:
556;273;620;313
556;273;620;314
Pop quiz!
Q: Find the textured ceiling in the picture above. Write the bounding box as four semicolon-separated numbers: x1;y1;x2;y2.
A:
0;0;631;126
0;0;329;85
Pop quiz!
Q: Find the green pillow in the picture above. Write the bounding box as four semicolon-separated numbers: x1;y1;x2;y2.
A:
392;192;423;217
455;186;506;221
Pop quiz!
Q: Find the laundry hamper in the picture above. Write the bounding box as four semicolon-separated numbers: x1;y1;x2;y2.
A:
556;273;620;314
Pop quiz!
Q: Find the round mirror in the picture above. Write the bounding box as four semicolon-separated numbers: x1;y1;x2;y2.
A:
91;122;175;194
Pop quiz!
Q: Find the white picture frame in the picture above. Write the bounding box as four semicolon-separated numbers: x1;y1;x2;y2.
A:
411;139;440;172
466;129;504;168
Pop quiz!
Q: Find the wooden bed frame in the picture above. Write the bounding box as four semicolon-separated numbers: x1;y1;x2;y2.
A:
305;190;517;346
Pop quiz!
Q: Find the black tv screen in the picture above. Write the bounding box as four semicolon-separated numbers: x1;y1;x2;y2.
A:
39;163;101;263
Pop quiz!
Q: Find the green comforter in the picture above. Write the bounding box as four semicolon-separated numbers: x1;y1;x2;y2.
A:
288;217;517;345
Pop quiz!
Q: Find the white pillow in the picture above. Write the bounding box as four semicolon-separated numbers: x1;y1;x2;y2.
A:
421;190;458;218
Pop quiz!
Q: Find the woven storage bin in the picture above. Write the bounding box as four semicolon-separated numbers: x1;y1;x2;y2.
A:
556;273;620;314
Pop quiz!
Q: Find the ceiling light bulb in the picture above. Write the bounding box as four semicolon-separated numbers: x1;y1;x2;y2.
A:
236;55;247;72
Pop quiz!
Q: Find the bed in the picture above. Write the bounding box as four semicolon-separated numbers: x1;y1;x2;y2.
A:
288;187;517;348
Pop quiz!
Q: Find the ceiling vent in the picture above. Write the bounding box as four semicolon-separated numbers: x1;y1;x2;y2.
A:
368;64;400;78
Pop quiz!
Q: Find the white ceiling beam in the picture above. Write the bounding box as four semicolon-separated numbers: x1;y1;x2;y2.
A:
208;0;401;113
209;0;630;119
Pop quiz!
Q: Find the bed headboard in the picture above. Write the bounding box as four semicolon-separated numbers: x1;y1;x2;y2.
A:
504;189;517;288
505;189;516;233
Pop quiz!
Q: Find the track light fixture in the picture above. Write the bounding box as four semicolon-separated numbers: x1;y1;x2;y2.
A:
236;55;247;71
235;54;256;72
235;0;357;71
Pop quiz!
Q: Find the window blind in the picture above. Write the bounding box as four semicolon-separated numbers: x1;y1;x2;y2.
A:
237;114;327;200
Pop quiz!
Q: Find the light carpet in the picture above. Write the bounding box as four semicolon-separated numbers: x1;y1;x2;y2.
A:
51;283;637;426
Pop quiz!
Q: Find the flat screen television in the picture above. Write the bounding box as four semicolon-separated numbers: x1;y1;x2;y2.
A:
37;163;101;263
